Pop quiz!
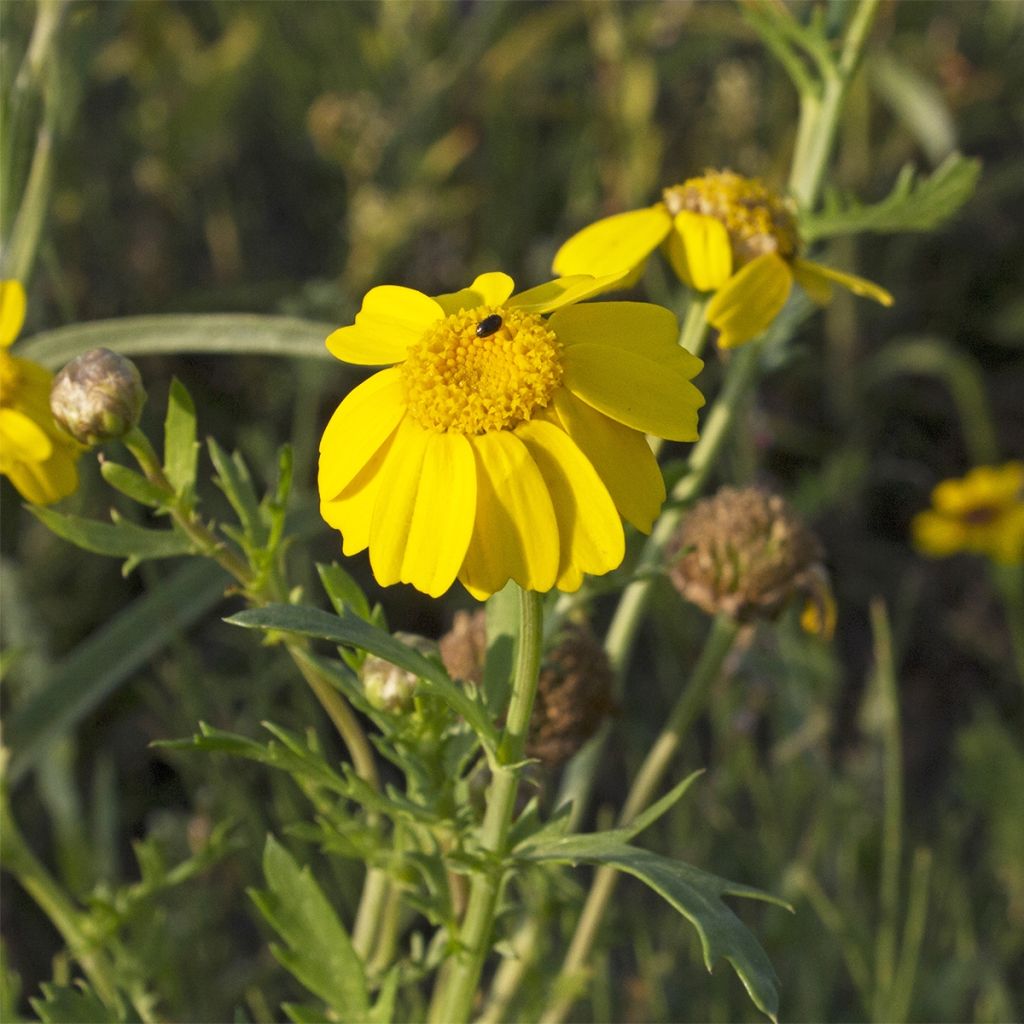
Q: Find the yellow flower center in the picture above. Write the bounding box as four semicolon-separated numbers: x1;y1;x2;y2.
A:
402;305;563;434
662;170;800;268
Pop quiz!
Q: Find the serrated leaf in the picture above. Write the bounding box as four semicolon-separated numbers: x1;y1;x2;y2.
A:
317;563;371;621
163;378;198;495
249;835;369;1018
28;505;195;566
29;981;119;1024
227;604;499;752
520;840;787;1022
99;461;168;508
800;154;981;242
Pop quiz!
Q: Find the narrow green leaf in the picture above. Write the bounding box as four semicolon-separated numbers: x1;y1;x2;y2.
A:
520;841;788;1022
249;835;369;1017
163;378;198;494
29;982;118;1024
99;460;169;508
6;560;229;783
208;439;264;546
227;604;499;751
28;505;195;564
317;563;371;621
17;313;340;371
800;154;981;242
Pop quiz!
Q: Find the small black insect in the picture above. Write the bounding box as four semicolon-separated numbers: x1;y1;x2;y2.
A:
475;314;503;338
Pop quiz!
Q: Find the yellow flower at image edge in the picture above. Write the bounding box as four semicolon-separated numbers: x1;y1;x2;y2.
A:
318;272;705;598
912;463;1024;565
553;170;893;348
0;281;79;504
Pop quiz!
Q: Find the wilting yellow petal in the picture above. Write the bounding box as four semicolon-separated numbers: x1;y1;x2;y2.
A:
562;343;703;441
0;280;26;349
318;368;406;501
459;431;559;597
664;211;733;292
550;390;665;533
516;419;624;590
433;272;516;315
793;259;893;307
326;285;443;365
553;205;672;281
706;253;793;348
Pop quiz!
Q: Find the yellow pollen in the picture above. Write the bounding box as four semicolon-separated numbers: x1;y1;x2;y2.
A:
401;305;563;434
663;169;801;268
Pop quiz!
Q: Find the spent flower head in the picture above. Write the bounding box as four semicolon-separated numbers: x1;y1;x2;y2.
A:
318;272;705;598
554;169;893;348
0;280;80;504
668;485;834;635
912;463;1024;565
50;347;145;447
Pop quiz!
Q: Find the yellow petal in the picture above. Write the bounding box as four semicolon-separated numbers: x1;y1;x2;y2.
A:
516;419;624;590
0;407;53;463
562;343;704;442
792;259;893;307
320;429;398;557
326;285;443;365
318;368;406;501
552;206;672;279
508;274;625;315
664;211;733;292
433;272;516;315
706;253;793;348
550;390;665;533
459;431;559;597
368;421;476;596
0;280;27;348
550;301;704;379
4;445;78;505
911;509;965;557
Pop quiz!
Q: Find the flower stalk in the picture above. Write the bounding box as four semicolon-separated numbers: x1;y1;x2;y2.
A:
429;586;545;1024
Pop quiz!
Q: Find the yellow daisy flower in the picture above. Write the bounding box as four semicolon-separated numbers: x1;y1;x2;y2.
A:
318;272;705;599
0;280;80;504
553;169;894;348
912;463;1024;565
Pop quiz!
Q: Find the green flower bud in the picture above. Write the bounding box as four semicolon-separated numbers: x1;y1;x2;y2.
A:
50;348;145;447
360;633;436;714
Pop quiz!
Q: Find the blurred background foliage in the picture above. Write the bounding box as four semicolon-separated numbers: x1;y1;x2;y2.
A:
1;1;1022;1021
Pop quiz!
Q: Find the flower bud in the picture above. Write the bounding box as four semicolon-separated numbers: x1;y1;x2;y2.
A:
360;633;436;714
50;348;145;447
668;486;834;635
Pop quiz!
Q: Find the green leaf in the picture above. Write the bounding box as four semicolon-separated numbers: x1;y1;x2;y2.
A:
520;840;788;1022
800;154;981;242
249;835;369;1018
317;563;371;621
27;505;196;571
99;460;169;508
29;981;119;1024
227;604;499;751
5;560;229;784
16;313;339;371
163;378;198;495
208;439;265;546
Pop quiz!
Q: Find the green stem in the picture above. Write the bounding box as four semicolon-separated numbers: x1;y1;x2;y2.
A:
0;782;123;1013
429;587;545;1024
991;561;1024;690
541;615;740;1024
678;294;710;357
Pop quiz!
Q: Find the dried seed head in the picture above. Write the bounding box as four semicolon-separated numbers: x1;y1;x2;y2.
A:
528;622;616;769
360;633;437;714
668;486;834;633
439;608;488;685
50;348;145;447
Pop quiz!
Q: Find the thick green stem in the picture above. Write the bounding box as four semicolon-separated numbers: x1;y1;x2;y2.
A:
429;587;545;1024
541;616;740;1024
